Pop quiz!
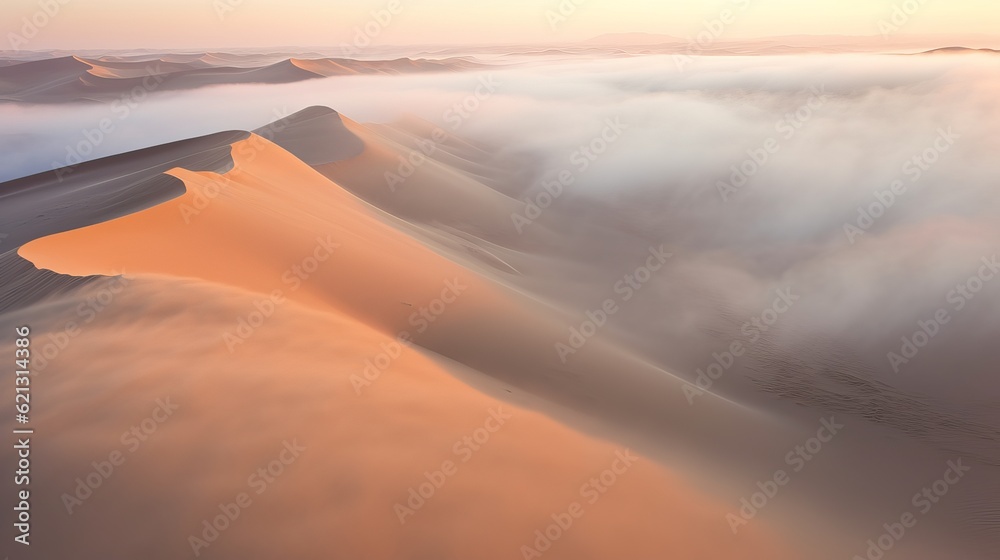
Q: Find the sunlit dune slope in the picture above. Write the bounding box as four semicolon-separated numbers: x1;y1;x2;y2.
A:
0;276;798;560
7;115;801;560
19;133;496;326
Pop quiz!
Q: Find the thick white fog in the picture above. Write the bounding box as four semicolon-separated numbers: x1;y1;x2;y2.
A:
4;53;1000;401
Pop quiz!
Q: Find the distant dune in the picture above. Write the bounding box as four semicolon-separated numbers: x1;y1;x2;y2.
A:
917;46;1000;54
0;55;483;103
582;33;1000;54
7;40;997;103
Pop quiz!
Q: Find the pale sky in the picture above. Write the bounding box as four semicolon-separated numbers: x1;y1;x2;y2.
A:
2;0;998;50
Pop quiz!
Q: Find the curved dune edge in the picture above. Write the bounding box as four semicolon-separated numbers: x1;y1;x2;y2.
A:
290;57;361;76
18;133;503;327
17;133;801;558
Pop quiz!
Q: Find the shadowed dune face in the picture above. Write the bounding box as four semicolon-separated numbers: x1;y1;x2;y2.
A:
0;130;248;249
254;106;365;165
0;129;249;314
314;118;527;240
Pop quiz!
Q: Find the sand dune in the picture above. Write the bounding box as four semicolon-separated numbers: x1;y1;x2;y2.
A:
917;46;1000;55
6;102;1000;559
0;55;484;103
5;110;801;559
76;56;203;78
0;130;247;249
0;275;795;560
254;106;365;165
290;56;482;76
0;251;97;315
0;55;91;96
19;133;496;317
0;128;247;315
314;117;527;239
289;57;361;76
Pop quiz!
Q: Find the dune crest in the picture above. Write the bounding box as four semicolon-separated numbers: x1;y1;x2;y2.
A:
8;112;801;560
19;133;491;323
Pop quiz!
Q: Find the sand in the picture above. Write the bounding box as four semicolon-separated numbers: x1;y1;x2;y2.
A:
6;121;799;559
6;102;999;559
0;274;795;559
0;55;484;103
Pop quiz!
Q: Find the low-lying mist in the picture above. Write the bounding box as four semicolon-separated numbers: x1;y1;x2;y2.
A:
4;52;999;399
